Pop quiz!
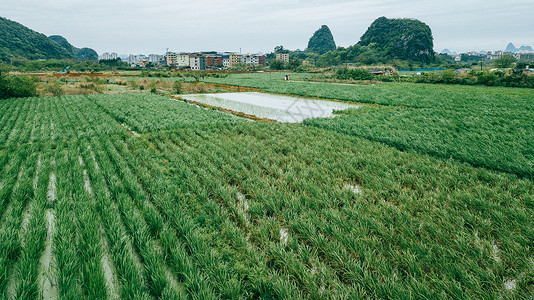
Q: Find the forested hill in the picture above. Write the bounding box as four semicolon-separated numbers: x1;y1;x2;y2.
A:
0;17;96;61
307;25;337;55
304;17;436;67
49;35;98;61
358;17;434;63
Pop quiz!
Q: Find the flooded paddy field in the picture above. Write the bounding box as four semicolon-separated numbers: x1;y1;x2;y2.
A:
181;92;359;122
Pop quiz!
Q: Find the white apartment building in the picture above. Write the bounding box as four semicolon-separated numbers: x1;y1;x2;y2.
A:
176;54;190;67
240;54;266;66
99;52;119;60
222;56;230;68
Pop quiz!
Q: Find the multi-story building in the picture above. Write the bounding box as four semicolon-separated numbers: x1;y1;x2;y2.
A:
176;54;190;67
148;54;162;64
517;52;534;61
229;54;242;67
222;55;230;68
276;53;290;63
128;54;139;65
99;52;111;60
240;54;254;65
254;54;266;66
240;54;266;66
165;52;178;65
110;52;118;59
206;55;223;68
189;56;206;70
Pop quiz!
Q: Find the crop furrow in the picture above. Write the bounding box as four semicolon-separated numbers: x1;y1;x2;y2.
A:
82;138;152;299
93;135;186;299
0;98;24;144
16;97;39;144
0;149;39;296
162;133;335;296
113;135;251;299
0;98;17;129
129;133;300;298
3;98;27;145
55;96;79;140
11;152;49;298
53;145;84;298
29;98;42;143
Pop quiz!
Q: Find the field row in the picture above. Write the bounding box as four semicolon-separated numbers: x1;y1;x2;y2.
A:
202;72;534;113
92;93;243;133
0;95;121;146
0;93;241;147
202;73;534;178
134;124;533;298
1;123;530;298
305;106;534;177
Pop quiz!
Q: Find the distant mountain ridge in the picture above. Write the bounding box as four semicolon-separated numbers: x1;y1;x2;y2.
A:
0;16;97;61
505;42;533;53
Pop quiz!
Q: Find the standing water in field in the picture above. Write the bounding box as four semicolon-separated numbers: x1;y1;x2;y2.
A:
181;92;359;122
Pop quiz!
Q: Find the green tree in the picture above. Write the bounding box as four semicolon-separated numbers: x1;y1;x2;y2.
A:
287;58;302;70
0;17;75;61
336;68;373;80
493;55;516;68
269;60;285;70
274;46;290;54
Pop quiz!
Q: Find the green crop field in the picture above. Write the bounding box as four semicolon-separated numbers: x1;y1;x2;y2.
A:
203;73;534;178
0;83;532;299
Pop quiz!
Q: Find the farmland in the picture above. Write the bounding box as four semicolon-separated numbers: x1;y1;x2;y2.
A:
202;73;534;178
0;80;533;299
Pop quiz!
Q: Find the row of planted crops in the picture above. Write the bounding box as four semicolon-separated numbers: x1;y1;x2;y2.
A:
0;91;532;299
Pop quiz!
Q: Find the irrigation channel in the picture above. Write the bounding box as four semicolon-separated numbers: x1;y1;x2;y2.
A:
181;92;359;122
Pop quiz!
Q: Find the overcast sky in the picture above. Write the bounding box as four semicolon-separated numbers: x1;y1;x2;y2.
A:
3;0;534;55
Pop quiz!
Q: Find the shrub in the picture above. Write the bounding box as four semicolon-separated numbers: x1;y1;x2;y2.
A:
173;81;182;94
336;68;374;80
0;68;38;99
45;79;64;96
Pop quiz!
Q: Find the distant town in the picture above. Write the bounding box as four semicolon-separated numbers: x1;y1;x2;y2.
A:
98;42;534;70
98;51;279;70
441;43;534;63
